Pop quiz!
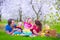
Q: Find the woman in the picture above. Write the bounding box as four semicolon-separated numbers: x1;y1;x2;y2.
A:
5;19;16;35
31;20;42;35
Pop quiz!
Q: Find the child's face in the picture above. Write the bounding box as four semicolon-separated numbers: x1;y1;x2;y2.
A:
28;19;32;23
18;24;22;27
18;22;22;27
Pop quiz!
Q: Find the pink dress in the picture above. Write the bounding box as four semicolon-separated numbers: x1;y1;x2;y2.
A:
24;22;32;29
23;22;32;35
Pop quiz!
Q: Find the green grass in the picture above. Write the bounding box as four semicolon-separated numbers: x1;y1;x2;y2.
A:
0;20;7;30
50;22;60;33
0;20;7;24
0;30;60;40
0;20;60;40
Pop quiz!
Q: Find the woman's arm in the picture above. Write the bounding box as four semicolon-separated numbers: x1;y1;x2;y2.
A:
6;31;13;35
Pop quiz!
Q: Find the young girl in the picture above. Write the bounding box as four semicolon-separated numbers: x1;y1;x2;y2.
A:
31;20;42;36
22;18;33;36
12;22;23;35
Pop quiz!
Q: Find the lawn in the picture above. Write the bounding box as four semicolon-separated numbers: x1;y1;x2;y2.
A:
0;20;60;40
0;30;60;40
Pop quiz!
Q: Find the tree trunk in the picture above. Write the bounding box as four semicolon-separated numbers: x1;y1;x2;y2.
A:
19;9;22;22
20;13;22;22
19;7;22;22
0;14;1;21
31;0;42;20
36;13;39;20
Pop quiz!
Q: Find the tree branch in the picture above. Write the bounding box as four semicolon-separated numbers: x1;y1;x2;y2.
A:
31;0;37;15
32;5;38;14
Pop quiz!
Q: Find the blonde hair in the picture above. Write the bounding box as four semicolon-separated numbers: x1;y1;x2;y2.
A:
18;22;23;26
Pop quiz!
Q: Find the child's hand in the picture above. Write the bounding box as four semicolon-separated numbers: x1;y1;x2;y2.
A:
33;30;38;35
6;31;13;35
30;25;33;29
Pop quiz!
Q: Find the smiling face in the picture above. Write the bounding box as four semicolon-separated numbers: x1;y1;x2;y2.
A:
8;19;15;28
18;22;22;27
27;18;32;23
10;20;15;27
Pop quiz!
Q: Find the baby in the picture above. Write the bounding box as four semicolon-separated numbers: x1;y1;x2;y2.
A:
22;18;32;36
13;22;23;35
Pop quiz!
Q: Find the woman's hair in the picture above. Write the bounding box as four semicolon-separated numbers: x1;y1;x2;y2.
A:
35;20;42;31
8;19;14;25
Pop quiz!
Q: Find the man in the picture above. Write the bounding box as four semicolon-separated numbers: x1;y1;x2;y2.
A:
5;19;16;35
